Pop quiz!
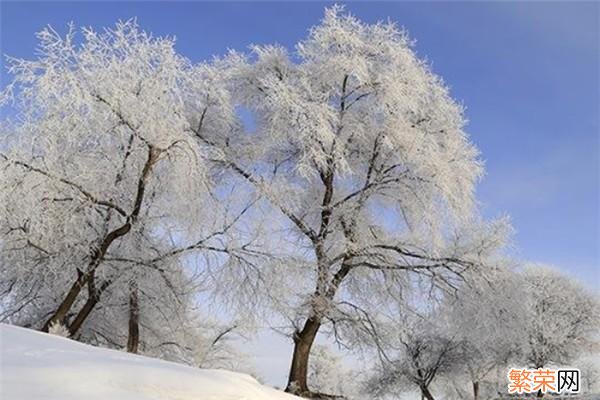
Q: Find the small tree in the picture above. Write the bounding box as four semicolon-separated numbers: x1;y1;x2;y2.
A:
521;265;599;370
368;310;462;400
307;345;362;399
445;266;525;399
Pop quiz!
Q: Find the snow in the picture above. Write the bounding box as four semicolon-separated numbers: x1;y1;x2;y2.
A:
0;323;299;400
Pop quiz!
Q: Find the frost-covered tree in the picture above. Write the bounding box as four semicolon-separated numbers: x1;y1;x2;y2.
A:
368;310;462;400
578;356;600;395
306;345;362;399
212;6;508;395
440;264;599;399
0;21;261;353
520;265;599;370
444;266;525;400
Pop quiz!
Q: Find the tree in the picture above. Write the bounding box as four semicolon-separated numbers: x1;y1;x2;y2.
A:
215;6;508;396
306;345;362;399
0;21;261;351
444;266;525;400
367;310;462;400
520;264;599;398
442;264;599;399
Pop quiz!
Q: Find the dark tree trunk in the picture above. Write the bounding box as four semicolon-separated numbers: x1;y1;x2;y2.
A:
127;281;139;354
472;381;479;400
68;296;96;337
68;275;112;336
285;316;322;396
420;385;435;400
41;269;88;332
283;258;351;397
536;389;544;398
42;220;131;332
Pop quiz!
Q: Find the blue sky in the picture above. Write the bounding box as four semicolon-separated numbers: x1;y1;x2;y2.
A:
1;0;598;386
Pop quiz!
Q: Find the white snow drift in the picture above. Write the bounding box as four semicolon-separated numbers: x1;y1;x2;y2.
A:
0;323;299;400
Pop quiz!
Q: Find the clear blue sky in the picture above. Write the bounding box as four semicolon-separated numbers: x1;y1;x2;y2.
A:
1;2;598;284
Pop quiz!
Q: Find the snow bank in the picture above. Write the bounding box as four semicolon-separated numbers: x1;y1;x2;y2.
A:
0;323;299;400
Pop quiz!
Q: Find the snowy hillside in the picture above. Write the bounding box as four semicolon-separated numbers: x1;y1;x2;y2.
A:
0;324;299;400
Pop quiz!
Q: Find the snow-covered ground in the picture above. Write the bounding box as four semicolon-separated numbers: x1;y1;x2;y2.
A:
0;323;300;400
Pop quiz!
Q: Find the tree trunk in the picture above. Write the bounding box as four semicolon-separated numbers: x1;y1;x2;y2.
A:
420;385;435;400
285;316;322;396
41;222;129;332
68;276;112;336
536;389;544;398
41;269;88;332
472;381;479;400
127;281;139;354
68;295;97;337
